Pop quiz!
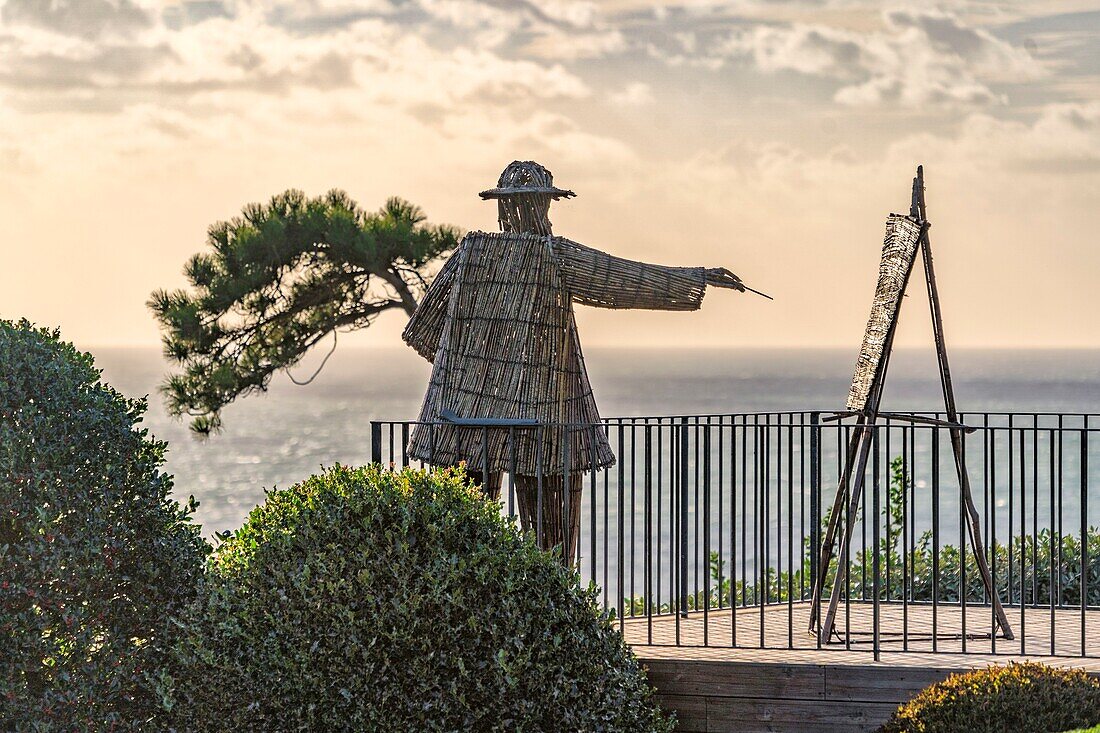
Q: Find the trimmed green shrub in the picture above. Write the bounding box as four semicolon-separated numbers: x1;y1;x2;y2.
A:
878;662;1100;733
163;465;673;732
0;320;208;731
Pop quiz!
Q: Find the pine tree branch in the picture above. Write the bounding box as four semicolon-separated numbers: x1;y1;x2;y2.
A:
150;189;458;435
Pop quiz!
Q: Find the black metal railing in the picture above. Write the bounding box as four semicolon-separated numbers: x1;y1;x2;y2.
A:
370;412;1098;660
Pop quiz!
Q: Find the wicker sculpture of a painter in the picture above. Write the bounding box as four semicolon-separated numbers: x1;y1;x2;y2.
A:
403;161;747;558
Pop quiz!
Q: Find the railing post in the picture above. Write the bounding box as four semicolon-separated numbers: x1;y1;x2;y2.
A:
618;422;626;626
563;427;572;565
680;416;690;618
370;421;383;465
536;424;544;549
809;412;821;604
1081;423;1088;656
872;426;881;661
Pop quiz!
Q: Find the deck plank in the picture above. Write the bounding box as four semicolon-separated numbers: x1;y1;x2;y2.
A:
623;600;1100;669
705;697;898;733
629;601;1100;732
644;659;824;700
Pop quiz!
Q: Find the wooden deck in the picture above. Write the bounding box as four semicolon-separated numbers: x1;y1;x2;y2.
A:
624;601;1100;732
623;600;1100;662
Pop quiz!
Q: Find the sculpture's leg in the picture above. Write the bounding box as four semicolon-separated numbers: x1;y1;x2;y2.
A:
515;474;583;562
465;469;503;502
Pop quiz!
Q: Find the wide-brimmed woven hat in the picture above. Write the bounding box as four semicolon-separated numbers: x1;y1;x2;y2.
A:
479;160;576;200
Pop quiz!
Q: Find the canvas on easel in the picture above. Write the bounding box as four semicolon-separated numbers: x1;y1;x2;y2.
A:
808;166;1013;643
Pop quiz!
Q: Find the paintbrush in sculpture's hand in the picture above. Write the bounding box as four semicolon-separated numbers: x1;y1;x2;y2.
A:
705;267;774;300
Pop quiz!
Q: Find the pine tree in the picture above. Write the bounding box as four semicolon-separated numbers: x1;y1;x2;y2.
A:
149;189;458;435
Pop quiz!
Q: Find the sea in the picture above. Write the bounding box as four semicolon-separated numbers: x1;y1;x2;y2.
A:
94;346;1100;539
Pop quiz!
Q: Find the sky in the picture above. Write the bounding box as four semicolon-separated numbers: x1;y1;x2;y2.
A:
1;0;1099;351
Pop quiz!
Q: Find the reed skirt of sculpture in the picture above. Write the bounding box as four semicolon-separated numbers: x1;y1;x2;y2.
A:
466;467;584;560
415;423;594;560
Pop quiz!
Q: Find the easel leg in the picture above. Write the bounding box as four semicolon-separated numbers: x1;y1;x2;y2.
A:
808;427;863;634
915;165;1013;641
951;429;1015;640
820;427;876;642
812;424;1014;643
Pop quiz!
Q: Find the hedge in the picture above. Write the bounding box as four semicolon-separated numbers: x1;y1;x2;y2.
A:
163;465;673;732
0;320;207;731
879;662;1100;733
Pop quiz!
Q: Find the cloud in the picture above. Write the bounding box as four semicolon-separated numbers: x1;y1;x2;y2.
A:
0;2;1045;127
524;27;627;60
906;100;1100;172
654;98;1100;221
275;0;395;16
715;9;1045;107
0;0;1085;192
0;0;609;189
429;47;592;103
0;2;593;116
0;43;175;95
1;0;154;39
721;25;864;78
419;0;625;59
610;81;654;105
436;108;638;172
418;0;523;47
884;10;1040;80
472;0;598;29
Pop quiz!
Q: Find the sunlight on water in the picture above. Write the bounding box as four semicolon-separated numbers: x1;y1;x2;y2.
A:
93;346;1100;538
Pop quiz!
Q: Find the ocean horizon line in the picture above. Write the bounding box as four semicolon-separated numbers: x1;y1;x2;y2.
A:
84;343;1100;353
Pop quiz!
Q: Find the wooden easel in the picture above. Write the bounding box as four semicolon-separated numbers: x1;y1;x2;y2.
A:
808;166;1013;643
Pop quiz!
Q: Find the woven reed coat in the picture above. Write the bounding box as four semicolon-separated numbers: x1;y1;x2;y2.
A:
403;230;708;475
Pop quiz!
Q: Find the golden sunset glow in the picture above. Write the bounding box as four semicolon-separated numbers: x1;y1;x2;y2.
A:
2;0;1098;349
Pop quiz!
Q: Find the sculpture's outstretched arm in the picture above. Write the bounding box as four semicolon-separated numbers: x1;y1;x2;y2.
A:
551;237;735;311
402;246;462;360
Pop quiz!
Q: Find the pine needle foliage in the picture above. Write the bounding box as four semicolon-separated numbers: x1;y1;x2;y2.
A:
149;190;459;435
